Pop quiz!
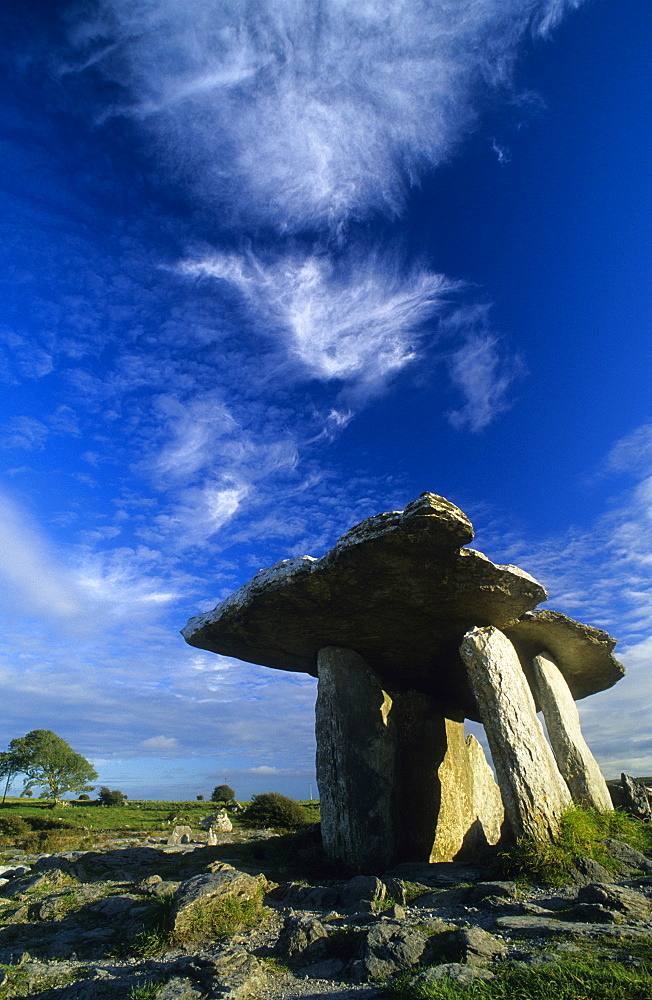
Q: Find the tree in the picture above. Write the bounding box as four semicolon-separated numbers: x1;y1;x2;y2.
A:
97;786;126;806
211;784;235;804
196;794;204;801
0;748;27;805
8;730;97;805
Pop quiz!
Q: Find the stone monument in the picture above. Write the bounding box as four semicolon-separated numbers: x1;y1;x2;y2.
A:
182;493;624;871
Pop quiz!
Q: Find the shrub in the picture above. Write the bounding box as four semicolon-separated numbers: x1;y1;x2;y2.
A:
242;792;309;830
98;786;127;806
0;814;30;839
78;793;90;801
196;794;204;801
27;816;76;832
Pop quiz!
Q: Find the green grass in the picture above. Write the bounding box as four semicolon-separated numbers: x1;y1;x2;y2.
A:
387;953;652;1000
0;962;90;998
128;982;164;1000
499;806;652;886
121;883;267;956
171;887;266;946
129;979;165;1000
0;797;320;852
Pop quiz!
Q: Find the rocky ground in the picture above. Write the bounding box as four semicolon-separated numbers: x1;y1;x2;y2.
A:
1;830;652;999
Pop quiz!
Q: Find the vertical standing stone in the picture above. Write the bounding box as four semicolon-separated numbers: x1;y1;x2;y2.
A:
390;689;456;862
429;727;505;861
533;651;613;812
316;647;505;869
460;626;572;840
316;646;397;871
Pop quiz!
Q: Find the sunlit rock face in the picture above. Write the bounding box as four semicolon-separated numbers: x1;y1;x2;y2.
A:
532;651;613;813
183;491;625;870
460;626;573;841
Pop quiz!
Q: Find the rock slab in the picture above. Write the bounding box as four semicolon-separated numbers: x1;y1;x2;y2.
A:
504;609;624;702
533;651;613;812
183;492;547;715
170;867;267;934
460;626;572;839
315;646;397;871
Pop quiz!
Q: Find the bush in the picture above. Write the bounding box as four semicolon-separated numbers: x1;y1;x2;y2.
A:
0;814;30;839
197;794;204;801
78;793;91;801
27;816;76;832
98;786;127;806
242;792;309;830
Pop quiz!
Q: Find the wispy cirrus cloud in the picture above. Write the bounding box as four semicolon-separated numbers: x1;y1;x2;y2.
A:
442;305;524;432
53;0;587;431
68;0;585;232
180;251;458;402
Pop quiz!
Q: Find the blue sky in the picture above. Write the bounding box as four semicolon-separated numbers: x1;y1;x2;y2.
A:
1;0;651;800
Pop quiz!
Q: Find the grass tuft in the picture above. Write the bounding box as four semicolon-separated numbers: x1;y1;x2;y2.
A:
499;806;652;886
128;980;164;999
386;953;652;999
171;888;266;946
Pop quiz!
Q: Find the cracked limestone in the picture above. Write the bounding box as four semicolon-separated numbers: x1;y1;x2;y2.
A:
460;626;572;840
533;651;613;812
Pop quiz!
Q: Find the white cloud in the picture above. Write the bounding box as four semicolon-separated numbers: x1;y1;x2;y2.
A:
441;305;523;432
140;736;179;751
606;423;652;476
1;416;49;451
73;544;189;614
446;333;521;432
151;393;239;483
181;250;456;400
47;405;81;437
0;491;84;619
68;0;587;232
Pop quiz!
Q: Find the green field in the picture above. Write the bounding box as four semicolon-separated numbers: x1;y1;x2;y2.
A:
0;796;321;857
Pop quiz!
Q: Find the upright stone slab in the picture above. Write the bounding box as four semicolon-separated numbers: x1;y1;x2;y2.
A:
316;649;504;869
429;728;505;861
316;646;397;871
533;652;613;812
390;689;456;863
460;626;572;840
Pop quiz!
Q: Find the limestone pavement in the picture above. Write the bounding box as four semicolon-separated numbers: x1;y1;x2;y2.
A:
1;827;651;998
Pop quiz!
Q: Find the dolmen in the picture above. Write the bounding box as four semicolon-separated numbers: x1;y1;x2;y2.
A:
182;493;624;872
